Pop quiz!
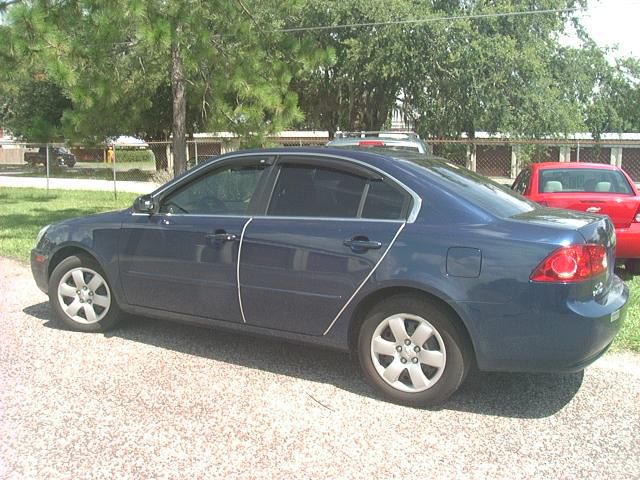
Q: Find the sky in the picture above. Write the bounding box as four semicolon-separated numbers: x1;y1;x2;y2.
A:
579;0;640;58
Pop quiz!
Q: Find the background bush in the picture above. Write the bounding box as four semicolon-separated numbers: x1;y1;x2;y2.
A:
114;149;154;163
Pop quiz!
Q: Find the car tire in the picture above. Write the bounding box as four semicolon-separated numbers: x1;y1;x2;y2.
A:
49;255;123;332
626;260;640;276
357;294;470;407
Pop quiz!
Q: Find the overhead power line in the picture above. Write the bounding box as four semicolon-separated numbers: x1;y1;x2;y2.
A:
277;7;581;33
275;2;640;34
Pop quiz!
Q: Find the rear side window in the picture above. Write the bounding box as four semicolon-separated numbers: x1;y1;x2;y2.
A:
538;168;633;194
267;163;410;220
268;165;367;218
362;180;408;219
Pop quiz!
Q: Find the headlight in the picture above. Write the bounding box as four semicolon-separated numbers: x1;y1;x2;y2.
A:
35;225;50;247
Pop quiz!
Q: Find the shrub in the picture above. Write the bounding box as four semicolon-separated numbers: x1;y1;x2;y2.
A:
114;149;154;163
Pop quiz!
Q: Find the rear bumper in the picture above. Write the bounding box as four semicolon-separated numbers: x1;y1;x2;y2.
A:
467;275;628;373
615;223;640;260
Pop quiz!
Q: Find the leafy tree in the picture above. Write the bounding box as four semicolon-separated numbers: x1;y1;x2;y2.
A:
289;0;418;136
1;78;71;142
585;57;640;135
400;0;593;138
290;0;634;140
2;0;312;174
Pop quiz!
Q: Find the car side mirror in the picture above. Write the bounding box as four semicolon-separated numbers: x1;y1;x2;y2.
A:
133;194;155;214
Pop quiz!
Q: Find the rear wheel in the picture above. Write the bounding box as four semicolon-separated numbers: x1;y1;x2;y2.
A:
49;255;123;332
357;294;470;406
626;260;640;276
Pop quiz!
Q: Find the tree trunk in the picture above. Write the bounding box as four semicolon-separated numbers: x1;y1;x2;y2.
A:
171;23;187;176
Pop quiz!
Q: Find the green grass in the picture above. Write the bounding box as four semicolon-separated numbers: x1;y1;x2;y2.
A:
13;163;156;182
613;275;640;352
0;186;637;353
0;187;137;261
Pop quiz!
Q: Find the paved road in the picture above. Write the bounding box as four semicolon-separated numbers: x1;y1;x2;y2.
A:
1;257;639;479
0;175;157;194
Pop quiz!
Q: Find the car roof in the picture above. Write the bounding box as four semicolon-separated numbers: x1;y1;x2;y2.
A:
532;162;619;171
202;146;433;165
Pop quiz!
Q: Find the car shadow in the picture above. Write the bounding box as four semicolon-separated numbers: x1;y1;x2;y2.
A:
23;302;583;419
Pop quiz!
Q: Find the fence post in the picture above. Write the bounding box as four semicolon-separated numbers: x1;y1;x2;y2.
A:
46;144;50;195
611;147;622;167
466;144;476;172
194;140;198;165
112;144;118;201
510;145;519;179
166;143;173;174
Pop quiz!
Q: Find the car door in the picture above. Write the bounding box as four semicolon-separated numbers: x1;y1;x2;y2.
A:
238;156;411;335
119;155;273;322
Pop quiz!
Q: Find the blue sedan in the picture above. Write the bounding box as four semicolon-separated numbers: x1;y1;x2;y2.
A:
31;148;627;405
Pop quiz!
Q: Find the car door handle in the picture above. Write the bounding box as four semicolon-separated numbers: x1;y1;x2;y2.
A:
205;232;238;242
586;207;601;213
343;238;382;250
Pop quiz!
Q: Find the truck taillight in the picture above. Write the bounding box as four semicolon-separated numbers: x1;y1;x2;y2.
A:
530;244;607;282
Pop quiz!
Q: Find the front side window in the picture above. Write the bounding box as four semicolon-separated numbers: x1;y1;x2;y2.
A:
512;169;531;195
160;163;268;215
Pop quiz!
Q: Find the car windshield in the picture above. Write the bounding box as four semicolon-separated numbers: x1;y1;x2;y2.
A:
384;150;537;218
538;168;633;194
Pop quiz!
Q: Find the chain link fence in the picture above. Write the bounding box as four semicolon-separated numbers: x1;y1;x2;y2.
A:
0;140;227;197
2;135;640;197
428;139;640;183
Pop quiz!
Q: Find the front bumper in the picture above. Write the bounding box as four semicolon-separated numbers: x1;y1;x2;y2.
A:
31;249;49;294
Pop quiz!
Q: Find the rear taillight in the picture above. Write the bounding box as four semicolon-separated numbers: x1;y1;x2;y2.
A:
358;140;385;147
530;244;607;282
635;207;640;222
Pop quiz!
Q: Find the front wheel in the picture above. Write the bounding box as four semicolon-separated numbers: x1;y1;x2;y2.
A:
357;295;470;407
49;255;123;332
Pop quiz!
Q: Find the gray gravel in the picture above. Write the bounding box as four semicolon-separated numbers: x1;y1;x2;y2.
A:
1;257;639;479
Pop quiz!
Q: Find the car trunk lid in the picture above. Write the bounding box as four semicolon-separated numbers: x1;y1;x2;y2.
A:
509;208;616;298
541;193;640;228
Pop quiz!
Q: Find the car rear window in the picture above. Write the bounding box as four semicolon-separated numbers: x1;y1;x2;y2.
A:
538;168;633;194
399;155;536;218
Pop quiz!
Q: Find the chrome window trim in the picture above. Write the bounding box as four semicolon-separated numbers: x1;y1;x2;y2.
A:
152;151;422;223
130;211;404;224
322;222;406;336
237;217;253;324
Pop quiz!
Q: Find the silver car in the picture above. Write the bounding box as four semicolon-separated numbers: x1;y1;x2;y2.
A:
327;131;429;154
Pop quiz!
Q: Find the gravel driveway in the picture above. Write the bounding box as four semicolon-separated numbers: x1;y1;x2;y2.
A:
1;257;639;479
